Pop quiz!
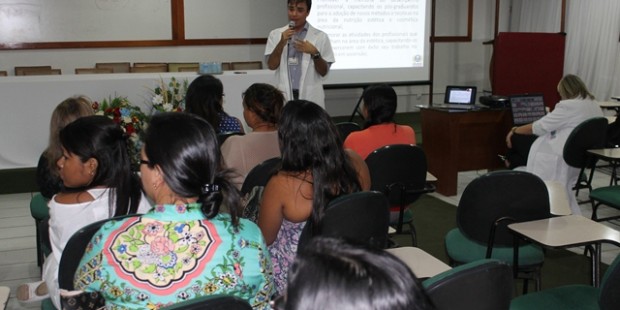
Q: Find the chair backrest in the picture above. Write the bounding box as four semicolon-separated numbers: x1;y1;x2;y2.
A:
599;253;620;310
230;61;263;70
423;259;513;310
21;68;61;76
75;67;113;74
161;294;252;310
130;64;168;73
15;66;52;75
95;62;131;73
0;71;7;76
298;191;390;251
335;122;361;141
365;144;429;205
457;170;551;247
563;117;608;168
240;157;282;196
58;214;136;290
168;62;199;72
221;62;232;71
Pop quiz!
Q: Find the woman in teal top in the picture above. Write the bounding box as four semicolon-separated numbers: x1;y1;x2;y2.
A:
73;113;274;309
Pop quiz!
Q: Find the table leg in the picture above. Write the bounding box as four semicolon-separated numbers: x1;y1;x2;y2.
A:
593;243;601;287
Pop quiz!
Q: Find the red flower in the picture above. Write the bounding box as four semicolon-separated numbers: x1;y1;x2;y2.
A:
126;124;135;134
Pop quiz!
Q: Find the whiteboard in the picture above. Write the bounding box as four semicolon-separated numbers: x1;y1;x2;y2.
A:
0;0;172;42
184;0;286;39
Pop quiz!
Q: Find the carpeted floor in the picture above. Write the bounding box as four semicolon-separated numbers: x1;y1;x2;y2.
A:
392;195;607;295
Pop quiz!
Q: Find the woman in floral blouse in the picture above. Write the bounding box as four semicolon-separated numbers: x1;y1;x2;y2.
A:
73;113;274;309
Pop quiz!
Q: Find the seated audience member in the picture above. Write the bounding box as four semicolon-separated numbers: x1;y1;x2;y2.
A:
37;95;94;199
505;74;603;215
274;237;432;310
259;100;371;294
185;74;244;134
344;83;416;159
73;113;274;309
221;83;284;188
18;116;150;308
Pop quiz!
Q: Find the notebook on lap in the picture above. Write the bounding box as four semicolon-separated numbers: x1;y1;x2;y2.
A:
509;94;546;125
434;86;478;110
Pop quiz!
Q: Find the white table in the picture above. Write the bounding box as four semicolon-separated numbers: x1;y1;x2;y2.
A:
0;286;8;310
0;71;275;170
508;215;620;287
386;246;451;279
544;180;572;216
587;148;620;186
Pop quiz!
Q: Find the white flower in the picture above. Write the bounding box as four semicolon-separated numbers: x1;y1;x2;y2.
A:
122;116;132;124
152;94;164;105
163;103;173;112
95;111;105;116
175;93;184;102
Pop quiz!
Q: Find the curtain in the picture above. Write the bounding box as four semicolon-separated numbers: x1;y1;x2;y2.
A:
510;0;620;101
564;0;620;101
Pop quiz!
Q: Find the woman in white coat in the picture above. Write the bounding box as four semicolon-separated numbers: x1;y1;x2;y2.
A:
505;74;603;215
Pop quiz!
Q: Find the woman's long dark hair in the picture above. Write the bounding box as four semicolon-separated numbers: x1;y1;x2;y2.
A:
362;83;398;129
142;113;241;225
59;115;142;216
285;237;432;310
278;100;361;229
185;74;227;133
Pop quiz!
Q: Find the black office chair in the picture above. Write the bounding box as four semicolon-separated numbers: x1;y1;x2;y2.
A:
297;191;390;252
365;144;435;246
511;253;620;310
444;170;551;293
423;259;513;310
563;117;608;198
240;157;281;222
335;121;362;142
161;294;252;310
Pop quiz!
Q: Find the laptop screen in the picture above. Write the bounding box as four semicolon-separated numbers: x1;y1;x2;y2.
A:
444;86;477;105
509;94;546;125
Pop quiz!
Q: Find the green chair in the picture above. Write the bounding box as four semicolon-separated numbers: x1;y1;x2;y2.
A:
30;193;50;268
510;253;620;310
589;186;620;222
444;170;551;293
423;259;513;310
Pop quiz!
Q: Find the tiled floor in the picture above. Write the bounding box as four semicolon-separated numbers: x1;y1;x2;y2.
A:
0;169;619;309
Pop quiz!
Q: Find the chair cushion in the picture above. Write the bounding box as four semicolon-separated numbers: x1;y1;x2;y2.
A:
510;285;599;310
590;186;620;210
445;228;544;266
30;193;49;220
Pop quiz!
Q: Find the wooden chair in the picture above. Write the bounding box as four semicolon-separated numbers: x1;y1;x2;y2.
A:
22;69;61;76
168;62;199;72
15;66;52;76
0;71;7;76
221;62;232;71
230;61;263;70
130;64;168;73
95;62;130;73
75;67;113;74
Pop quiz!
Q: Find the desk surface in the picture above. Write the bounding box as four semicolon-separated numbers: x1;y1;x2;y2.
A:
385;246;451;279
545;180;572;216
588;148;620;160
508;215;620;248
599;101;620;108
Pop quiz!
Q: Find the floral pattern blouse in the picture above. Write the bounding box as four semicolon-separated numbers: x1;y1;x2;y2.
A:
74;203;274;310
268;219;306;294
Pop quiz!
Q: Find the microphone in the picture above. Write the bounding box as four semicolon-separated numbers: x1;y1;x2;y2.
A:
288;21;295;43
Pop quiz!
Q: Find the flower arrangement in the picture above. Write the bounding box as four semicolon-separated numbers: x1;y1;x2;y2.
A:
93;96;148;170
150;77;189;113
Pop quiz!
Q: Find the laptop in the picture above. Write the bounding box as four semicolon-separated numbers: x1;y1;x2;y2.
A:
434;86;478;110
509;93;546;125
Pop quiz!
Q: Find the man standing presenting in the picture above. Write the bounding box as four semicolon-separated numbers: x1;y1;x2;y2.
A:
265;0;335;108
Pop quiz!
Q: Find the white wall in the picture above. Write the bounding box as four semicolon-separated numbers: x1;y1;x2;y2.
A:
0;0;501;117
